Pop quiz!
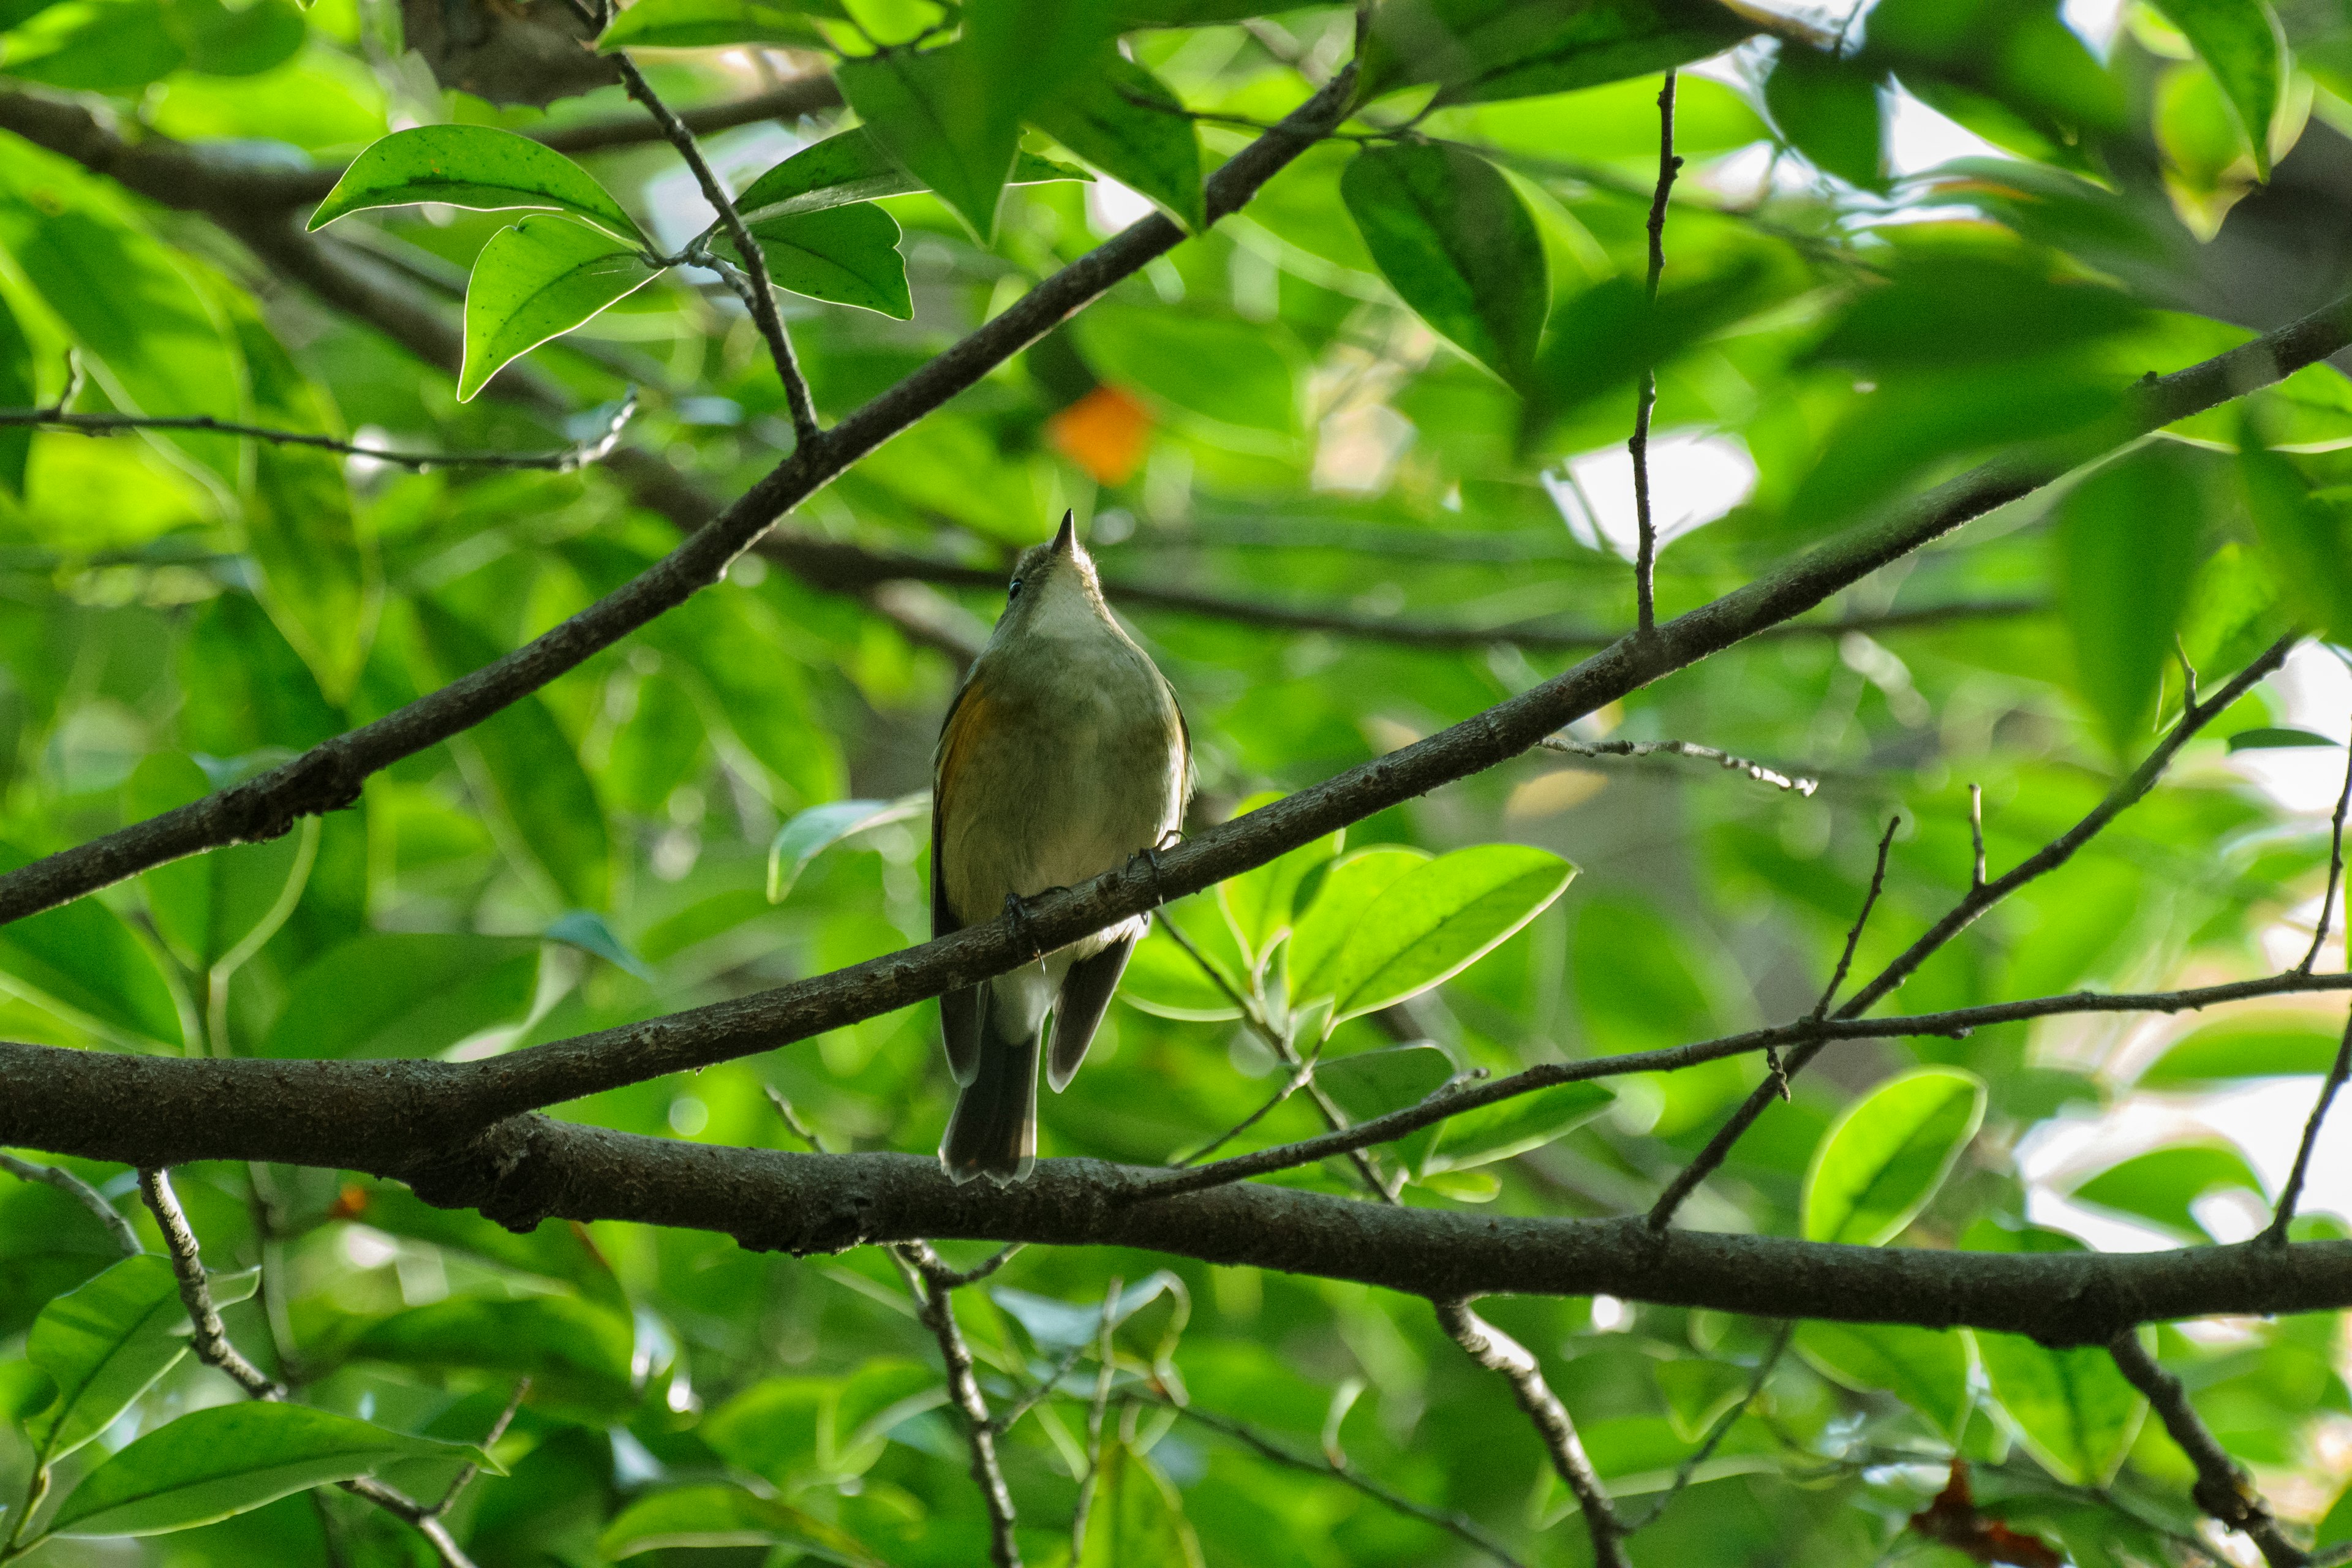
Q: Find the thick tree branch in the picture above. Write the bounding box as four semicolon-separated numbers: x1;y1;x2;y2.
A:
2108;1331;2309;1567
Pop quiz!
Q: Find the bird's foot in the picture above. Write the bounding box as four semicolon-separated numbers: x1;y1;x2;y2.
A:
1003;889;1068;959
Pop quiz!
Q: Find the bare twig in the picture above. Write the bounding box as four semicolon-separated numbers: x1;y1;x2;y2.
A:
1434;1300;1627;1568
0;391;638;472
1621;1322;1791;1532
894;1242;1022;1568
340;1477;483;1568
1;1152;140;1256
1968;782;1986;891
2299;731;2352;973
44;351;84;418
2263;1009;2352;1247
429;1381;530;1516
1647;635;2296;1231
763;1085;829;1153
1160;1398;1533;1568
1629;71;1683;638
2108;1331;2310;1567
138;1169;284;1400
1539;736;1818;794
1066;1276;1121;1559
1813;816;1899;1022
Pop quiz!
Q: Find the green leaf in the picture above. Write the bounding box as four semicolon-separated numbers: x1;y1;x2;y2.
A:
728;203;911;318
1520;259;1775;450
1362;0;1757;106
2241;442;2352;644
0;289;32;498
309;126;642;242
221;296;377;703
1793;1321;1973;1439
1801;1067;1987;1246
257;932;540;1058
2140;1012;2350;1087
598;1484;881;1562
1764;44;1885;189
129;755;317;974
768;794;928;902
1864;0;2126;141
2228;726;2338;750
1029;49;1206;232
0;0;184;90
1120;905;1246;1021
1077;306;1302;434
1287;846;1431;1006
458;216;660;402
1341;142;1547;383
50;1403;490;1537
2149;0;2284;176
2059;444;2212;753
1317;1042;1455;1175
0;842;184;1047
837;43;1018;243
736;129;1090;224
545;909;652;979
1978;1331;2147;1487
349;1296;636;1408
1300;843;1575;1025
1425;1081;1613;1174
25;1256;191;1464
2069;1143;2264;1240
1215;791;1341;971
164;0;304;75
597;0;827;50
1077;1439;1205;1568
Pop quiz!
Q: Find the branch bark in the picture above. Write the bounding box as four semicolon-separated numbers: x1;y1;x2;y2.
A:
2108;1331;2309;1567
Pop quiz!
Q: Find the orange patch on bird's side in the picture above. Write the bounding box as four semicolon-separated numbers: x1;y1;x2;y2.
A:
1047;385;1153;485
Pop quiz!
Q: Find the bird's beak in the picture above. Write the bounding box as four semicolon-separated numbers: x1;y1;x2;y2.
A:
1052;510;1077;554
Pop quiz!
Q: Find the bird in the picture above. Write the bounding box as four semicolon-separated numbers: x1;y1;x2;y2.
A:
930;511;1191;1185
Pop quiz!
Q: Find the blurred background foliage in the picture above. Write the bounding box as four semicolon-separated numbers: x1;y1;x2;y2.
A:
6;0;2352;1561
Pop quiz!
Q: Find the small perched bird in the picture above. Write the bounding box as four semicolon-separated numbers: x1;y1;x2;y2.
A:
931;512;1191;1184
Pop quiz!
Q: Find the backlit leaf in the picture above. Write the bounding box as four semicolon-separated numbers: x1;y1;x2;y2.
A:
309;126;642;242
1801;1067;1986;1245
458;216;661;402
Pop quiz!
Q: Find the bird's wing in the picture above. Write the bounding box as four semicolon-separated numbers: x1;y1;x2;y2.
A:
934;676;990;1084
1049;935;1134;1091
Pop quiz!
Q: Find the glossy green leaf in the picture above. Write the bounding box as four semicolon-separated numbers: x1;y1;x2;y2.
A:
729;203;911;318
2070;1143;2264;1240
24;1256;190;1464
1318;1042;1455;1174
2139;1012;2350;1087
2149;0;2284;176
0;0;184;89
257;932;540;1058
2228;726;2338;750
0;289;32;498
1425;1081;1613;1173
1362;0;1756;105
1765;43;1885;189
1794;1321;1973;1439
2056;444;2210;753
458;216;660;402
1299;843;1575;1024
597;0;827;50
129;754;317;973
349;1296;636;1406
1029;50;1205;232
0;842;184;1047
1287;846;1430;1006
768;794;928;902
598;1484;880;1562
837;43;1018;243
1077;1438;1205;1568
309;126;641;241
1342;141;1547;383
50;1403;490;1537
1215;791;1341;970
735;130;1089;224
1978;1330;2147;1487
1801;1067;1987;1245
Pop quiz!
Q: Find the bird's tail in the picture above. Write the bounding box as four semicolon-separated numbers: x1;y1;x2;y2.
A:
940;996;1040;1185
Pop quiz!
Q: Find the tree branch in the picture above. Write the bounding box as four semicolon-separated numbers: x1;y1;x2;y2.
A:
1628;69;1681;638
1540;734;1818;794
2300;728;2352;973
0;1152;141;1256
138;1168;285;1400
2262;1008;2352;1247
2108;1330;2310;1568
894;1242;1022;1568
0;394;636;472
1433;1300;1627;1568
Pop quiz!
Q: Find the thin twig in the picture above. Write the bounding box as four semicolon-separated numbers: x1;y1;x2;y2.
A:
1628;70;1682;638
1539;736;1818;794
44;351;84;418
341;1477;483;1568
1434;1300;1627;1568
1814;816;1899;1022
1621;1322;1791;1532
2262;1009;2352;1247
1158;1398;1532;1568
0;392;638;472
1067;1277;1122;1559
894;1242;1022;1568
1968;783;1986;891
1;1152;140;1256
1647;635;2296;1231
429;1380;530;1516
2108;1331;2310;1567
138;1169;284;1400
763;1084;829;1152
2299;730;2352;973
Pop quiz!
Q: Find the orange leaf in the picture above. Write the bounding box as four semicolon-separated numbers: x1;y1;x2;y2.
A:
1047;384;1153;485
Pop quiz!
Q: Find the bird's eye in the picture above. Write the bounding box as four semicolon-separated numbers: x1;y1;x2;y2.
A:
1008;577;1025;600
